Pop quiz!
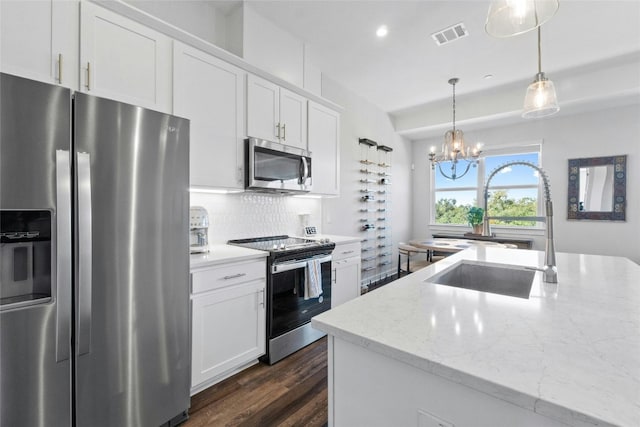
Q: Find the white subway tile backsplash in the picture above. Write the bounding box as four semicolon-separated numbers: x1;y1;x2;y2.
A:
190;192;322;243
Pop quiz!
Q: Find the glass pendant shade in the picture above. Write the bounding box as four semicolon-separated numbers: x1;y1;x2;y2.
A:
485;0;559;38
522;74;559;119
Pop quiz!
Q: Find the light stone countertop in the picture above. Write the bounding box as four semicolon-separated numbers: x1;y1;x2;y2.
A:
190;244;267;271
312;247;640;426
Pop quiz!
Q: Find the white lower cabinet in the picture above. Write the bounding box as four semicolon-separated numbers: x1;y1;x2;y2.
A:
191;259;266;394
332;242;362;308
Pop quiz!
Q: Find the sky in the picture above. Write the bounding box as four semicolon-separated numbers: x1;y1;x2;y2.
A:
435;152;540;206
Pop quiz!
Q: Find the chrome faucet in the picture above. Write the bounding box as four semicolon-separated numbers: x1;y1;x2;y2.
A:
482;161;557;283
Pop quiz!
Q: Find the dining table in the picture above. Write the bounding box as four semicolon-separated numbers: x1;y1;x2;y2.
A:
408;237;508;255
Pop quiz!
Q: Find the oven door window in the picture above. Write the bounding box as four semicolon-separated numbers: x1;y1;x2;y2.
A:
270;261;331;338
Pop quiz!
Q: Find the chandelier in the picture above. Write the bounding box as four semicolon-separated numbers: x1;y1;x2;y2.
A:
429;78;482;180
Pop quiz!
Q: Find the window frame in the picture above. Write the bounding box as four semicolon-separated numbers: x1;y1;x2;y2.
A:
430;142;544;232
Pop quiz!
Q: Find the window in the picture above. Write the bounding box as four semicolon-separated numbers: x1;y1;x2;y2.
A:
432;145;541;228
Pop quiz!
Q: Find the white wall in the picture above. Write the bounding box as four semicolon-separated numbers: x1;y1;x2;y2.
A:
412;104;640;264
124;0;227;48
242;4;304;87
321;76;413;283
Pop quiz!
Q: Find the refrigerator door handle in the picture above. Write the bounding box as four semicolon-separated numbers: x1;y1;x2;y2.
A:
77;152;92;356
56;150;72;362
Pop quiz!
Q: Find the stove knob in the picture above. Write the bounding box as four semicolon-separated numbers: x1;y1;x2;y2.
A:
280;243;286;250
272;244;278;250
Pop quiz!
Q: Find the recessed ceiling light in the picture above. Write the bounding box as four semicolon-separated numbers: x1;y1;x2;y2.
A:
376;25;388;38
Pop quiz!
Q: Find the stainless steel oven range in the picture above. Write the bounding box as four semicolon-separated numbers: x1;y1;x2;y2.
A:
228;235;335;364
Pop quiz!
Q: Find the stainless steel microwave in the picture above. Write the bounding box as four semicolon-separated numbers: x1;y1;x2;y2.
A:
246;138;312;193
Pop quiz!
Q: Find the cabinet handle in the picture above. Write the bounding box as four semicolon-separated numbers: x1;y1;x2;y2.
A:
341;250;354;255
222;273;246;280
282;123;286;141
57;54;63;84
276;123;281;139
85;62;91;91
259;289;265;307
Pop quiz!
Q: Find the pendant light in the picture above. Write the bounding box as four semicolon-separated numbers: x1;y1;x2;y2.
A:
522;27;559;118
485;0;559;38
428;78;481;180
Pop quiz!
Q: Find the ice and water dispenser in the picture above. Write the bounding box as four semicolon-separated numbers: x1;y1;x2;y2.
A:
0;210;52;309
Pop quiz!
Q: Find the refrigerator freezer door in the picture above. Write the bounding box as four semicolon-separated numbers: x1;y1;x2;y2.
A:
0;73;72;427
74;93;190;427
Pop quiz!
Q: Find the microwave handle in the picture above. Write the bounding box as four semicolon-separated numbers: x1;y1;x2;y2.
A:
300;157;309;184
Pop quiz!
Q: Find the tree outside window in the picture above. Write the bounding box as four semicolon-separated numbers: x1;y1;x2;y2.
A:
433;149;541;228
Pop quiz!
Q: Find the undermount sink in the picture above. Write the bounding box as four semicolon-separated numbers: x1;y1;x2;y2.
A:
425;260;536;299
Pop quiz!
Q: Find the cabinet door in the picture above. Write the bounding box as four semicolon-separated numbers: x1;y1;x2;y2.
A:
308;101;340;195
247;74;279;141
191;279;266;389
279;88;308;149
80;2;172;112
332;256;361;308
174;42;245;190
1;0;78;89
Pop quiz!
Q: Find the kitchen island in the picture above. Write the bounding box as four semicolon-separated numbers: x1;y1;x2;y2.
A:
312;247;639;427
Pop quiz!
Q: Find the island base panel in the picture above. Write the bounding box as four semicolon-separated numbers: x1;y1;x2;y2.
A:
329;336;579;427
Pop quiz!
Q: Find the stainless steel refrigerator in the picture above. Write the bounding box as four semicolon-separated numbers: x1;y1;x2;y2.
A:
0;73;191;427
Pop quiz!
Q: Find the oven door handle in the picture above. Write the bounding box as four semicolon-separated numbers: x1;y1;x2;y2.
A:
272;254;332;274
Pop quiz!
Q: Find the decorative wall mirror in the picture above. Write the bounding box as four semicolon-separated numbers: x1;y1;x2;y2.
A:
568;155;627;221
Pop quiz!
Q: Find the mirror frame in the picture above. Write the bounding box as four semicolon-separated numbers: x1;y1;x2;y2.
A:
567;155;627;221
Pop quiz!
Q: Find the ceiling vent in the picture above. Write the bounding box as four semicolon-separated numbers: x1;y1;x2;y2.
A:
431;22;469;46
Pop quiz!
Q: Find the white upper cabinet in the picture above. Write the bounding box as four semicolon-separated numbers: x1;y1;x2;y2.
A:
79;2;172;113
173;42;246;190
246;75;280;142
279;88;308;150
1;0;79;89
308;101;341;195
247;74;307;150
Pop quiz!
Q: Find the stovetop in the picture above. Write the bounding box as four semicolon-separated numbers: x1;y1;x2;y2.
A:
228;235;333;254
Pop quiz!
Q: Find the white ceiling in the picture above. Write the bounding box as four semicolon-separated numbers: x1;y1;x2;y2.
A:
242;0;640;113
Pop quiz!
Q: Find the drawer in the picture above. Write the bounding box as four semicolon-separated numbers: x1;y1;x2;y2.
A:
332;242;361;261
192;259;266;294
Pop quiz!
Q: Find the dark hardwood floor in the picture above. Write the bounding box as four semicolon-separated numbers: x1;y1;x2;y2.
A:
184;277;398;426
184;337;328;427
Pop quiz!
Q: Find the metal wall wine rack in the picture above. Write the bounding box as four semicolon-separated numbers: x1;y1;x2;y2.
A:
358;138;393;287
